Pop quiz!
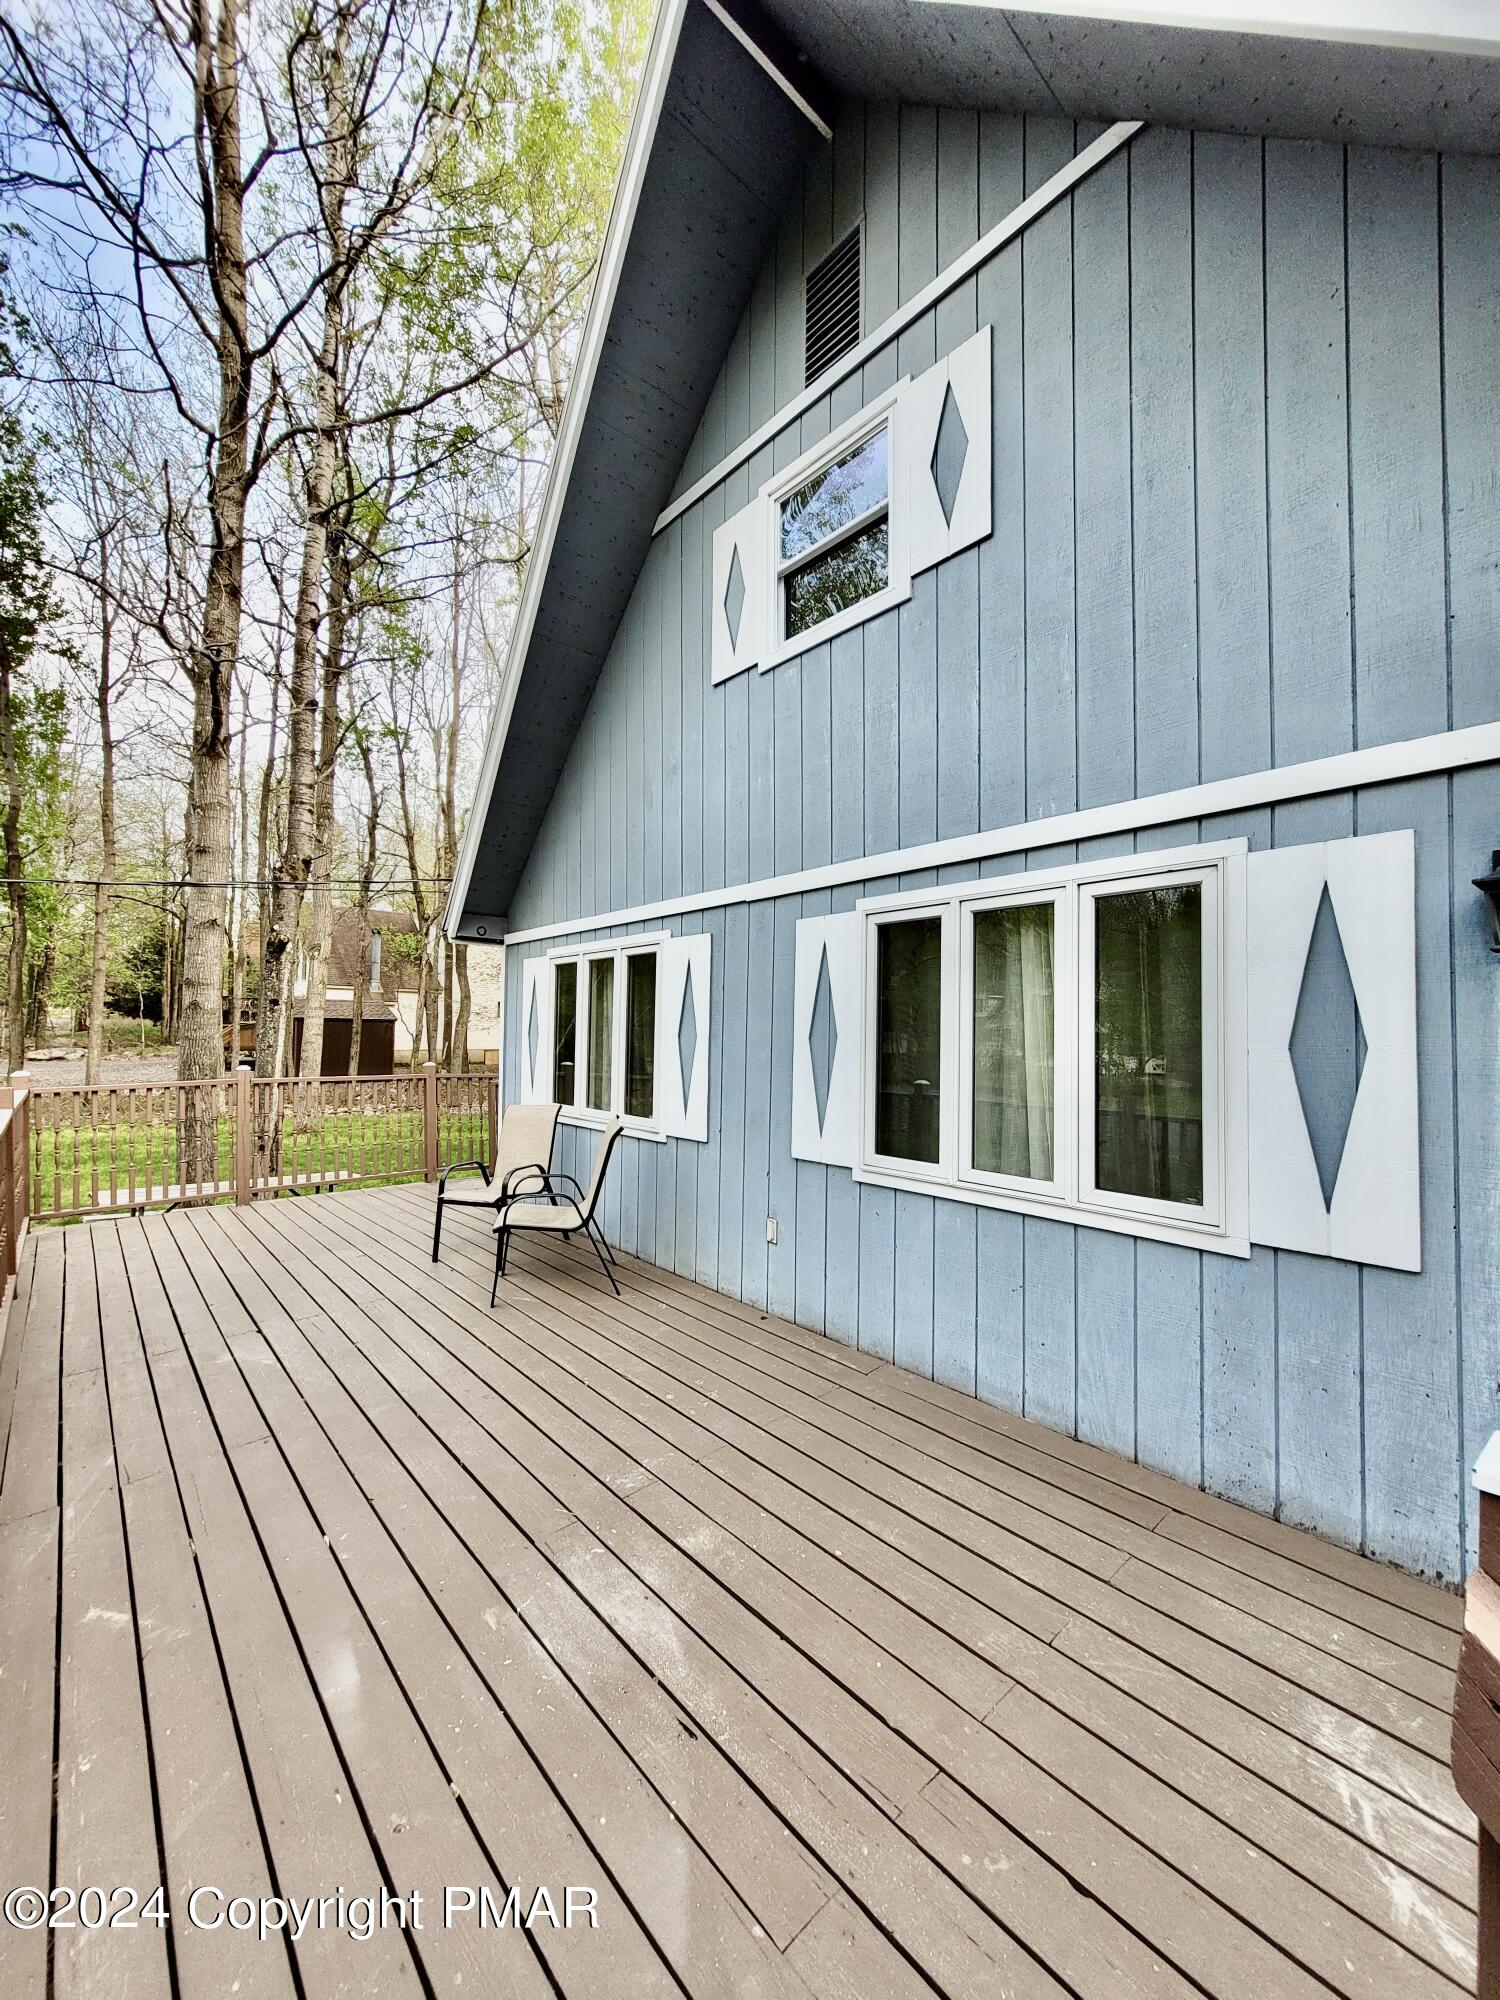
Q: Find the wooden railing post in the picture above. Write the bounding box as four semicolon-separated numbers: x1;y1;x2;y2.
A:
1455;1435;1500;2000
487;1070;500;1170
421;1061;440;1181
9;1073;28;1267
234;1063;254;1205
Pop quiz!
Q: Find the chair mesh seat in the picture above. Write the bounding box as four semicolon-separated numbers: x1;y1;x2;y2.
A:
496;1198;585;1232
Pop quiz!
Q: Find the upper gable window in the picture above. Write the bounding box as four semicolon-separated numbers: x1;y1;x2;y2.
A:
711;325;994;685
778;424;890;639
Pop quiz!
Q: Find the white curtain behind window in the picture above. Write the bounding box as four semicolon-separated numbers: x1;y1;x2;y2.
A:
973;903;1054;1181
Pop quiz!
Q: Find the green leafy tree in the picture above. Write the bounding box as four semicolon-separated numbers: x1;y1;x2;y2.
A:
0;261;63;1070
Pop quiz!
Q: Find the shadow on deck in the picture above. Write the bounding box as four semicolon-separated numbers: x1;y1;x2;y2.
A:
0;1183;1475;1998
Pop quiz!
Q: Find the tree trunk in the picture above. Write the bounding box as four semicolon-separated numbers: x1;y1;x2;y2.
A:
410;954;428;1072
228;674;250;1066
85;556;117;1084
389;707;440;1069
422;928;441;1067
177;0;255;1184
27;935;54;1047
452;941;471;1072
296;523;349;1081
439;930;453;1067
255;15;351;1083
347;908;369;1078
438;553;463;1069
348;731;379;1079
0;649;27;1076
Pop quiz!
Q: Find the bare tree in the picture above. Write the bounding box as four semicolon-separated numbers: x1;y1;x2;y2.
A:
346;723;381;1077
295;517;352;1078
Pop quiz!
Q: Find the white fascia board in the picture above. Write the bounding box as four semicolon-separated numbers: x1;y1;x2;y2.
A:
442;0;691;943
918;0;1500;59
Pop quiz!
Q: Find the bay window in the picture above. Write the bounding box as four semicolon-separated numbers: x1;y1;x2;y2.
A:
858;849;1243;1251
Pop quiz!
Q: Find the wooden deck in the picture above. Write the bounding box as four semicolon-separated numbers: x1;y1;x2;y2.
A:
0;1183;1476;2000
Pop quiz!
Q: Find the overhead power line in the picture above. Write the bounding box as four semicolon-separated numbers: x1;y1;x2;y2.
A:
0;875;455;891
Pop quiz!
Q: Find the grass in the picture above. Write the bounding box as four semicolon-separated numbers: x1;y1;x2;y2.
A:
30;1104;489;1215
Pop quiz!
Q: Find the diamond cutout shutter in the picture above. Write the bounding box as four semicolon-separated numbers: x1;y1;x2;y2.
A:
518;953;553;1105
791;912;862;1166
899;323;993;576
655;934;710;1140
711;498;766;683
1246;830;1419;1271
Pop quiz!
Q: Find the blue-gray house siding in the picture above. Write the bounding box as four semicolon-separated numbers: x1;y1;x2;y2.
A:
496;107;1499;1585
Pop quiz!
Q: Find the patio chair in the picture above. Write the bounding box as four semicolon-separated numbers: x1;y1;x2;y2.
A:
491;1116;625;1305
432;1099;561;1263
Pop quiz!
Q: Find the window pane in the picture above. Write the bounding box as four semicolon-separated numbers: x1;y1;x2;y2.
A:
972;904;1054;1180
625;952;656;1120
553;961;578;1104
1094;884;1203;1206
587;959;614;1111
780;428;887;562
785;520;888;637
875;917;942;1164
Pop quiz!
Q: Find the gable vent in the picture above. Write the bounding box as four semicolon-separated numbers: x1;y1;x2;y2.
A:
804;226;861;386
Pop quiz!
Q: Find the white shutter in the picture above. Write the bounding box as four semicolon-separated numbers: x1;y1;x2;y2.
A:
711;497;766;683
791;912;862;1168
655;934;710;1141
1246;830;1419;1272
900;323;993;576
518;954;553;1104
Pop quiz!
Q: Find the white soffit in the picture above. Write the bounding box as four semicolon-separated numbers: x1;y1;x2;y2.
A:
916;0;1500;58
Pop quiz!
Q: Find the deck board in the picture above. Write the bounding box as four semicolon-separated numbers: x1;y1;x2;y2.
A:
0;1185;1477;1999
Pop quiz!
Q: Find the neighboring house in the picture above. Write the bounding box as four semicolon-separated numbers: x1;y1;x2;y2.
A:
446;0;1500;1582
291;908;503;1071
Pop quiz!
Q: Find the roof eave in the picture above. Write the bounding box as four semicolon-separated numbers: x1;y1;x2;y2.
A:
444;0;695;943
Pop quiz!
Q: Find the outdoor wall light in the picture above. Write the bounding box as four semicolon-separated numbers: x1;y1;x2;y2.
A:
1475;852;1500;952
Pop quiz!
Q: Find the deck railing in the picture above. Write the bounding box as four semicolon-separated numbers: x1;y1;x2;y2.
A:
22;1063;497;1222
0;1080;31;1287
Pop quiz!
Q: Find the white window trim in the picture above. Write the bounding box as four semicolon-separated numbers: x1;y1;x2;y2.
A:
759;382;911;673
546;935;668;1140
862;901;955;1187
1077;865;1226;1233
854;844;1250;1257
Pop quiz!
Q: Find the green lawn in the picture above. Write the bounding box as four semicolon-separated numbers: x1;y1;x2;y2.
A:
30;1105;489;1216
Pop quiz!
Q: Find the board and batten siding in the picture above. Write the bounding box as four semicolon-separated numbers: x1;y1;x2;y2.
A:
501;106;1500;1584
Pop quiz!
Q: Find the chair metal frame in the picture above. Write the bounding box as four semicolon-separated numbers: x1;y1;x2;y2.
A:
491;1121;625;1305
431;1100;561;1263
